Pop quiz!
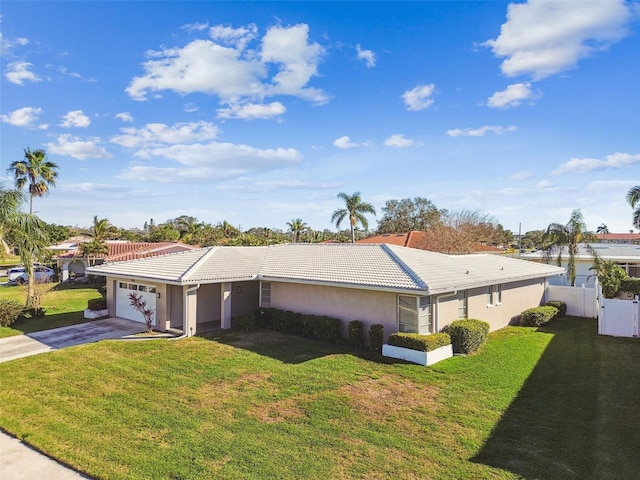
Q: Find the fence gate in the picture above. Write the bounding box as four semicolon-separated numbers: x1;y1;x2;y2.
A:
598;294;639;338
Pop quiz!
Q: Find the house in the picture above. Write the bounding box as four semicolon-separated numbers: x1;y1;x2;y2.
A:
86;243;564;340
358;231;503;253
523;243;640;287
54;241;197;282
595;233;640;245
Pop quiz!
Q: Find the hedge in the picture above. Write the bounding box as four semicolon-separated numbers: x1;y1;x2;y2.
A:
369;324;384;354
520;306;558;327
442;319;490;354
387;332;451;352
0;299;24;327
544;301;567;317
347;320;365;349
254;308;343;343
87;297;107;311
619;278;640;297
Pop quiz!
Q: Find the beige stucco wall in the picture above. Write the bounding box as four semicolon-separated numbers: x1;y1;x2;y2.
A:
270;281;398;340
196;283;221;324
436;278;547;332
231;281;259;317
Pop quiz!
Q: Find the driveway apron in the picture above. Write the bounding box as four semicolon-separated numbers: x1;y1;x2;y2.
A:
0;317;145;363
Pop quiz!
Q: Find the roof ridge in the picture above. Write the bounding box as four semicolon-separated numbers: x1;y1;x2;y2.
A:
381;244;427;290
178;247;217;281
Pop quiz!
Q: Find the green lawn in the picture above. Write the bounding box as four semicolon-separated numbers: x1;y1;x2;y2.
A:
0;317;637;479
0;282;103;338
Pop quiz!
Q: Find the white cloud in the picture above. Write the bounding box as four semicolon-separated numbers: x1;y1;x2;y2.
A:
333;136;361;149
1;107;43;127
115;112;134;122
356;44;376;68
217;101;286;120
60;110;91;128
119;141;302;183
536;180;555;189
487;83;537;109
218;180;342;193
0;32;29;57
509;171;534;181
402;84;436;111
126;23;327;106
111;121;219;148
553;152;640;175
485;0;633;80
384;134;415;148
4;61;41;85
447;125;517;137
46;134;112;160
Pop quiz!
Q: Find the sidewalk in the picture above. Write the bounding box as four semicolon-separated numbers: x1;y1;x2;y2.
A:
0;431;91;479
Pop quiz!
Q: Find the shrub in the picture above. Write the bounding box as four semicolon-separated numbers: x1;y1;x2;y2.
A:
0;299;24;327
619;278;640;297
233;312;257;331
301;314;342;343
520;306;558;327
347;320;365;349
273;310;304;335
369;324;384;353
255;308;274;329
442;319;490;354
87;297;107;311
387;332;451;352
544;301;566;317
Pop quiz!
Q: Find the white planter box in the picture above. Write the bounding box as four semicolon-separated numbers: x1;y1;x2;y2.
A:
382;343;453;366
84;309;108;319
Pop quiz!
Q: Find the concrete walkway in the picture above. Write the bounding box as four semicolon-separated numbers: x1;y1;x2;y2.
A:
0;431;91;479
0;317;146;363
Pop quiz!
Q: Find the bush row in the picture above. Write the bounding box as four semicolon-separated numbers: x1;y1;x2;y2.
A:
520;305;558;327
544;301;566;317
619;278;640;297
87;297;107;311
442;319;490;354
387;332;451;352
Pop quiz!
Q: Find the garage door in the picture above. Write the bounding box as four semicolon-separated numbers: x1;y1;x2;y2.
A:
116;281;157;325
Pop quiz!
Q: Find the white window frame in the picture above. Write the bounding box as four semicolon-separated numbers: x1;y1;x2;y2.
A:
398;295;432;334
457;290;468;319
260;281;271;308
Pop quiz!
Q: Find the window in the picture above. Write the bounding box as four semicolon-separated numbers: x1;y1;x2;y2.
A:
487;285;502;306
457;291;468;319
398;295;432;334
260;282;271;308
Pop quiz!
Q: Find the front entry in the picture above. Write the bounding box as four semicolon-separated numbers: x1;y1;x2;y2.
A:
116;281;157;325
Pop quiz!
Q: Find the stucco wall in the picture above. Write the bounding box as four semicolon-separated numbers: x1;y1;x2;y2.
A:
437;278;547;331
197;283;221;324
270;282;398;340
231;281;259;317
168;285;184;329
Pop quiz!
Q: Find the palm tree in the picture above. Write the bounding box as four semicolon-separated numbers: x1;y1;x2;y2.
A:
286;218;308;243
543;209;595;286
7;148;59;214
331;192;376;244
0;185;50;307
627;185;640;230
596;224;609;234
80;216;115;266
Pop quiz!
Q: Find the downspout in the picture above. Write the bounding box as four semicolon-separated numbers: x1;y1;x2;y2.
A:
434;290;458;332
169;283;200;341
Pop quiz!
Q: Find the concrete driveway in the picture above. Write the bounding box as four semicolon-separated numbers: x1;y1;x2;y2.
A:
0;318;146;363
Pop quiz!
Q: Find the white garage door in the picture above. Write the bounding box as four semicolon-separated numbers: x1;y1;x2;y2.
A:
116;281;157;325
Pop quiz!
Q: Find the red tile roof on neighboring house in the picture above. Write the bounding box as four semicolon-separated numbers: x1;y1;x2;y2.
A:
357;231;503;253
55;241;197;262
596;233;640;243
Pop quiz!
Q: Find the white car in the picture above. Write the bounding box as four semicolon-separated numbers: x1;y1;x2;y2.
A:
8;265;55;285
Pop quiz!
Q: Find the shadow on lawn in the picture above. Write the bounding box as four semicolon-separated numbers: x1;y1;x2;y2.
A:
473;317;640;480
206;329;392;365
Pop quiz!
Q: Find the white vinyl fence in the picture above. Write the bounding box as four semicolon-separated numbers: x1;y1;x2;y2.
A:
598;297;639;338
546;284;598;318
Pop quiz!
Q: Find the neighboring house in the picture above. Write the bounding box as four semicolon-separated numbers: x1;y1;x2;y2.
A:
87;243;564;339
357;231;503;253
523;243;640;287
595;233;640;245
54;241;197;282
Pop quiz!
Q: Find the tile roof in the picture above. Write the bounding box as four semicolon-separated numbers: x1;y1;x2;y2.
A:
357;231;503;252
522;243;640;261
87;243;564;294
55;241;196;261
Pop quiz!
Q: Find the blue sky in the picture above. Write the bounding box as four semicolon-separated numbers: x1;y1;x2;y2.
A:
1;1;639;234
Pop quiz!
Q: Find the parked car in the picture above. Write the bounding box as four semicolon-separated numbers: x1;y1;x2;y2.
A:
8;265;55;285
